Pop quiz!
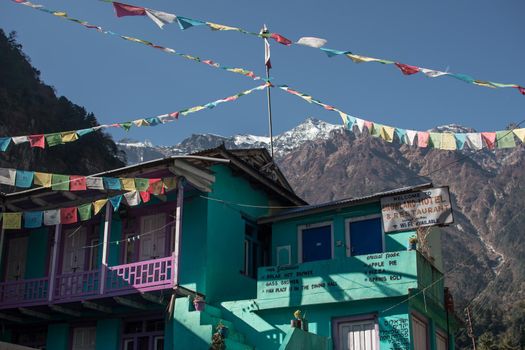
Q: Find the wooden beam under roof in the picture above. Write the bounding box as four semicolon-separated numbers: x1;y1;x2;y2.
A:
61;192;79;201
5;203;21;212
29;195;48;206
18;307;52;320
81;300;112;314
49;305;81;317
141;292;167;306
113;296;148;310
0;312;24;323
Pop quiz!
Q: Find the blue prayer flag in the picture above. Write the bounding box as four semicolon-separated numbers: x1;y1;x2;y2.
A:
103;177;122;190
177;16;206;30
24;211;43;228
109;195;123;212
455;134;467;150
0;138;11;152
15;170;34;188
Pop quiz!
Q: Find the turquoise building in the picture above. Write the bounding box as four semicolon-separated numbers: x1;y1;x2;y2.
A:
0;147;458;349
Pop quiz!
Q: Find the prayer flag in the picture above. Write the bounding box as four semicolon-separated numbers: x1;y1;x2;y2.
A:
163;177;178;192
513;128;525;142
120;178;136;191
52;174;69;191
124;191;141;206
296;37;327;48
109;195;123;211
496;130;516;149
145;117;161;126
103;177;121;190
113;2;146;17
395;63;420;75
3;213;22;230
43;209;60;226
419;68;448;78
429;133;442;149
148;178;164;195
61;131;79;143
119;122;133;131
34;172;52;187
371;124;383;138
45;133;63;147
15;170;34;188
77;128;94;136
481;132;496;150
70;176;87;191
139;191;151;203
364;121;374;133
86;177;104;190
454;134;467;150
395;128;407;144
176;16;206;30
517;86;525;95
441;133;457;150
466;133;483;150
145;9;177;29
0;137;11;152
60;207;78;225
28;135;45;148
264;37;271;68
320;48;351;57
381;126;395;142
78;203;93;221
207;22;238;31
355;118;365;133
270;33;292;46
12;136;29;144
406;130;417;146
449;73;475;84
133;119;149;127
93;199;108;215
0;168;16;186
135;178;150;192
24;211;43;228
417;132;430;148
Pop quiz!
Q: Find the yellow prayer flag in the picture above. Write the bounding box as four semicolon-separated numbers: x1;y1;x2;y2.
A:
381;126;395;142
133;119;149;127
163;177;178;192
207;22;239;31
53;11;67;17
346;54;381;63
441;133;457;150
61;131;79;143
513;128;525;143
3;212;22;230
34;172;52;188
93;199;108;215
182;106;206;116
120;178;136;191
338;112;348;125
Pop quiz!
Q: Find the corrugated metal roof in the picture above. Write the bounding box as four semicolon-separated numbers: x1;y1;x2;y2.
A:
258;182;433;224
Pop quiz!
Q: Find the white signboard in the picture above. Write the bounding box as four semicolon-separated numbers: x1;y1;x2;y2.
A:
381;187;453;233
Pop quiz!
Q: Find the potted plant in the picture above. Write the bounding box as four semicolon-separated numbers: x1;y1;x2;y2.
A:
291;310;302;329
408;236;417;251
193;295;206;312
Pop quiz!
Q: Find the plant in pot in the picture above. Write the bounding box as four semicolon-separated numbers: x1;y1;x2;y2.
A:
291;310;302;329
193;295;205;312
408;236;418;251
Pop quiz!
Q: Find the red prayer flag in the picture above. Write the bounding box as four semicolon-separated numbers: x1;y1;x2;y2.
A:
395;63;420;75
28;134;45;149
517;86;525;95
60;207;78;225
140;191;151;203
113;2;146;17
364;121;374;131
70;176;87;191
169;112;179;119
417;132;430;148
147;178;165;195
481;132;496;150
270;33;292;46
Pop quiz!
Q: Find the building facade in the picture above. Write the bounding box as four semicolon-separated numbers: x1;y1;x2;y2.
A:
0;147;458;350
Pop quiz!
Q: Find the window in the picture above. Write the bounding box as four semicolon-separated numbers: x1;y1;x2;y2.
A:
411;314;429;350
298;222;333;263
332;316;378;350
276;245;291;266
122;319;164;350
72;327;96;350
242;222;265;278
435;330;448;350
345;216;384;257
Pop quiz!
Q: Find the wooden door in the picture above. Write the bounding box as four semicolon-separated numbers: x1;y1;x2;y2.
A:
62;227;87;274
72;327;96;350
139;214;166;261
5;236;28;281
338;320;377;350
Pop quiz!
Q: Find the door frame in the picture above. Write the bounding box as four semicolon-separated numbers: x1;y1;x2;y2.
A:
3;233;29;281
297;221;334;264
411;311;430;350
331;313;379;350
344;214;385;257
59;225;89;274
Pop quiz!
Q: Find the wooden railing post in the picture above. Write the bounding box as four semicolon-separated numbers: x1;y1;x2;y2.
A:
173;179;184;287
48;224;62;302
100;204;112;295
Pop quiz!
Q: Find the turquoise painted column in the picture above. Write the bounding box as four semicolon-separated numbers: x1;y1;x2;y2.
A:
25;227;48;278
96;319;120;350
47;323;69;350
429;318;436;350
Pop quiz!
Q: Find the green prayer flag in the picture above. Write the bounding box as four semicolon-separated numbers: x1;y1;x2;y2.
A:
135;178;150;192
429;133;442;148
496;130;516;149
120;122;133;131
371;123;383;137
51;174;70;191
78;203;93;221
45;133;63;147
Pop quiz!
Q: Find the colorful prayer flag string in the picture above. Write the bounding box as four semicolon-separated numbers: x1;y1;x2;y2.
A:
11;0;260;81
277;84;525;151
0;83;268;152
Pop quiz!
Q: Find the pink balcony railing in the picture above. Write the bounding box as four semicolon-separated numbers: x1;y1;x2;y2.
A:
0;277;49;307
53;270;100;301
106;256;173;293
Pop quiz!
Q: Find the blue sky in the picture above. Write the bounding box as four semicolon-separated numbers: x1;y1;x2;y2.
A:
1;0;524;146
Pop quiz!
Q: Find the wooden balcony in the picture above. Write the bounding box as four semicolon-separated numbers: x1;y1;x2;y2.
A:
0;256;174;310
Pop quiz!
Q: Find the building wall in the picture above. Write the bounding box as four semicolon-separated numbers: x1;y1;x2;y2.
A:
205;165;274;303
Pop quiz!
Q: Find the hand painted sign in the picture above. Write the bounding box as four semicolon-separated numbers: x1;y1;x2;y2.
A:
257;251;418;307
381;187;453;233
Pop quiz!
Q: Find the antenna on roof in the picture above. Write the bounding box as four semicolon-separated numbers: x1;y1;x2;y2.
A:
261;24;274;159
